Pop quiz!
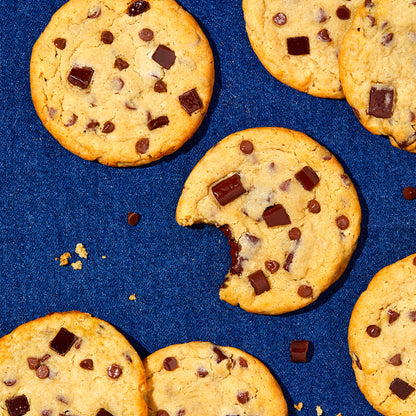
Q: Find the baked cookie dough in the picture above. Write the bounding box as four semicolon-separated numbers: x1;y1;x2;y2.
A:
144;342;288;416
243;0;362;98
0;311;147;416
339;0;416;152
30;0;214;166
349;255;416;416
176;128;361;314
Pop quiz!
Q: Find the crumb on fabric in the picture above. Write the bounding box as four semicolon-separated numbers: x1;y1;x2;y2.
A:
316;406;323;416
75;243;88;259
336;414;342;416
129;294;137;301
59;253;71;266
294;402;303;411
102;256;107;259
71;261;83;270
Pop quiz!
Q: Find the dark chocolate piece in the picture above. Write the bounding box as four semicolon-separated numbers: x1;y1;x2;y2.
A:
290;340;309;362
179;89;202;115
49;327;78;356
54;38;66;50
96;409;114;416
265;260;279;273
36;365;49;379
280;179;291;191
336;215;350;230
197;368;208;377
80;359;94;370
68;66;94;89
163;357;178;371
27;357;40;369
4;379;17;386
107;364;122;379
240;140;254;154
317;29;331;42
273;12;287;25
369;86;395;118
86;120;99;130
101;31;114;44
365;0;374;7
135;138;150;154
403;186;416;200
6;395;30;416
388;309;400;324
128;1;150;16
248;270;270;295
115;58;129;70
336;5;351;20
409;311;416;321
283;252;294;272
390;378;415;400
366;325;381;337
219;225;244;276
152;45;176;69
308;199;321;213
65;114;78;127
237;392;249;404
147;116;169;130
127;212;140;226
288;227;301;241
41;354;51;362
139;28;154;41
239;357;248;368
212;174;246;206
297;285;312;298
154;80;167;93
382;33;394;46
213;346;227;363
389;354;402;366
262;204;291;227
102;121;115;133
295;166;319;191
287;36;310;55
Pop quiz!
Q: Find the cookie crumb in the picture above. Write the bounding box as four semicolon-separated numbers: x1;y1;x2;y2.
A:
102;256;107;259
59;253;71;266
129;294;137;301
336;413;342;416
294;402;303;411
75;243;88;259
71;261;83;270
316;406;323;416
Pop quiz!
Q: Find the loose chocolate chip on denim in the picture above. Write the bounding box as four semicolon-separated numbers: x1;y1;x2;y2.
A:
54;38;66;50
366;325;381;337
290;340;309;362
273;12;287;25
139;28;154;41
115;58;129;70
163;357;178;371
248;270;270;295
403;186;416;200
135;138;149;154
152;45;176;69
49;327;78;356
147;116;169;130
263;204;291;227
212;174;246;206
336;215;350;230
154;80;167;93
240;140;254;154
128;1;150;16
6;395;30;416
107;364;122;379
127;212;140;226
179;89;202;115
102;121;115;133
101;31;114;44
336;6;351;20
265;260;280;273
390;378;415;400
287;36;310;55
80;359;94;370
295;166;319;190
68;66;94;89
369;86;395;118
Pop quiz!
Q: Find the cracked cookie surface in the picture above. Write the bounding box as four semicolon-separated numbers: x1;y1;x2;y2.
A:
30;0;214;166
0;311;147;416
144;342;288;416
176;128;361;314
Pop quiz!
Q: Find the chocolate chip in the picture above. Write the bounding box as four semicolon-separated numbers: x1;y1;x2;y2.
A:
147;116;169;130
366;325;381;337
382;33;394;46
49;327;78;356
74;340;82;349
365;0;374;7
287;36;310;55
308;199;321;213
152;45;176;69
409;311;416;321
317;29;331;42
6;395;30;416
177;410;185;416
390;378;415;400
102;121;115;133
295;166;319;191
41;410;52;416
56;396;68;404
115;58;129;70
27;357;40;370
4;379;16;386
179;89;203;115
367;15;376;26
273;12;287;25
127;212;140;226
248;270;270;295
80;359;94;370
388;309;400;324
163;357;178;371
65;114;78;127
197;367;208;377
213;346;227;363
36;365;49;379
237;392;249;404
290;340;309;362
135;138;149;154
289;227;301;241
336;215;350;230
369;86;395;118
336;6;351;20
128;1;150;16
139;28;154;41
389;354;402;366
283;252;294;272
297;285;312;298
96;409;114;416
54;38;66;50
68;66;94;89
403;186;416;200
86;120;100;130
317;8;328;23
238;357;248;368
219;225;244;276
262;204;291;227
41;354;51;362
154;80;167;93
88;6;101;18
156;411;169;416
212;174;246;206
352;352;362;370
240;140;254;154
107;364;122;379
125;101;137;110
111;78;124;92
101;31;114;44
265;260;279;273
279;179;291;191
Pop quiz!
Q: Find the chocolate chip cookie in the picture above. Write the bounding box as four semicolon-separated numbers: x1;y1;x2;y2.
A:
349;255;416;416
0;311;147;416
176;128;361;314
243;0;362;98
144;342;288;416
30;0;214;166
339;0;416;151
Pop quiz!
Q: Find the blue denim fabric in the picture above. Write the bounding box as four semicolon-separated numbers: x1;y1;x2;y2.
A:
1;1;415;415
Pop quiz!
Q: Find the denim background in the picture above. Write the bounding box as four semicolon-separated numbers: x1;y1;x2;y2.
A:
1;1;415;415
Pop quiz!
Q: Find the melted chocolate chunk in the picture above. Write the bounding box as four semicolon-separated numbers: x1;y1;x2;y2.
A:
248;270;270;295
390;378;415;400
154;80;167;93
308;199;321;213
336;215;350;230
152;45;176;69
139;28;154;41
96;409;114;416
290;340;309;362
197;367;208;377
212;174;246;206
295;166;319;190
409;311;416;321
367;15;376;26
179;89;202;115
57;396;68;404
213;346;227;363
265;260;279;273
148;116;169;130
287;36;310;55
156;411;169;416
41;354;50;362
388;309;400;324
389;354;402;366
403;186;416;200
288;227;301;241
382;33;394;46
54;38;66;50
273;12;287;25
240;140;254;154
219;225;244;275
65;114;78;127
4;379;17;386
86;120;100;130
237;392;249;404
68;66;94;89
88;6;101;18
27;357;40;369
369;86;395;118
283;252;294;272
297;285;312;297
107;364;122;379
128;1;150;16
317;29;331;42
115;58;129;70
101;31;114;44
366;325;381;337
239;357;248;368
365;0;374;7
352;352;362;370
102;121;115;133
317;8;328;23
336;6;351;20
6;395;30;416
80;359;94;370
41;410;52;416
163;357;178;371
135;138;150;154
262;204;291;227
36;365;49;379
127;212;140;226
49;327;78;356
280;179;291;191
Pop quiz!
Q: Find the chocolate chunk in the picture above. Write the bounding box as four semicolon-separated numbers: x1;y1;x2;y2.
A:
262;204;291;227
390;378;415;400
41;354;51;362
163;357;178;371
156;411;169;416
154;80;167;93
240;140;254;154
336;215;350;230
366;325;381;337
127;212;140;226
280;179;291;191
389;354;402;366
409;311;416;321
88;6;101;18
367;15;376;26
139;28;154;41
124;353;133;363
6;395;30;416
213;346;227;363
219;226;244;276
365;0;374;7
265;260;279;273
4;379;16;386
96;409;114;416
283;252;294;272
317;29;331;42
179;89;202;115
86;120;100;130
115;58;129;70
295;166;319;191
68;66;94;89
36;365;49;379
388;309;400;323
297;285;312;297
239;357;248;368
128;1;150;16
352;352;362;370
290;340;309;362
102;121;115;133
101;31;114;44
197;368;208;377
54;38;66;50
177;410;185;416
152;45;176;69
414;257;416;266
317;8;328;23
147;116;169;130
56;396;68;404
27;357;40;369
369;86;395;118
273;12;287;25
107;364;122;379
289;227;301;241
336;6;351;20
74;340;82;349
308;199;321;213
403;186;416;200
80;359;94;370
248;270;270;295
49;327;78;356
212;174;246;206
287;36;310;55
65;114;78;127
245;234;260;244
382;33;394;46
237;392;249;404
135;138;150;154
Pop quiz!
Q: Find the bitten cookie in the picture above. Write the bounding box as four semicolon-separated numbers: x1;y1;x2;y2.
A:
0;311;147;416
176;128;361;315
349;255;416;416
144;342;288;416
30;0;214;166
242;0;362;98
339;0;416;152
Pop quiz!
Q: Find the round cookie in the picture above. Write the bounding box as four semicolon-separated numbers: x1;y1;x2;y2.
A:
0;311;147;416
30;0;214;166
339;0;416;152
144;341;288;416
349;255;416;416
176;127;361;315
242;0;362;98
